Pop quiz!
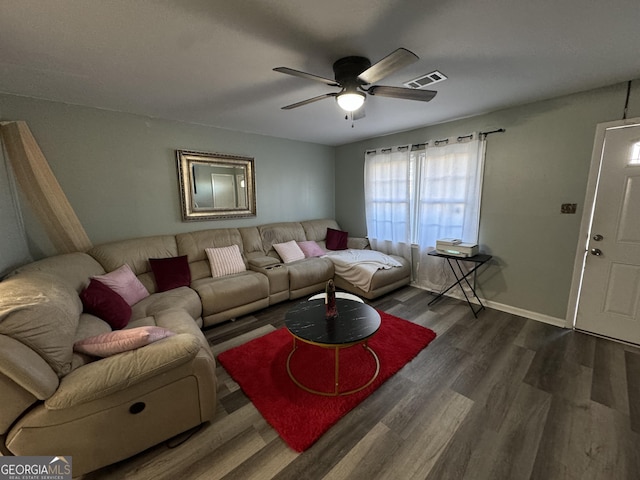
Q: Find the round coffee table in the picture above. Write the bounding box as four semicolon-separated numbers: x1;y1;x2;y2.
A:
284;298;381;396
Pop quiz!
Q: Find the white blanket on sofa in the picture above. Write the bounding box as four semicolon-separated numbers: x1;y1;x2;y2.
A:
323;249;403;292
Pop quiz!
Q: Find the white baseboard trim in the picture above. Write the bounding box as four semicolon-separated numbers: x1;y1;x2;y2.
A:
413;284;568;329
481;299;568;328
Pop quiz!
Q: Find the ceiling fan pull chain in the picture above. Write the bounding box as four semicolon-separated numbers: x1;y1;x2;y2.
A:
344;112;355;127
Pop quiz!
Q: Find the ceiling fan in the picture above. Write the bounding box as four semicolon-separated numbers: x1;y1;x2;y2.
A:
273;48;437;115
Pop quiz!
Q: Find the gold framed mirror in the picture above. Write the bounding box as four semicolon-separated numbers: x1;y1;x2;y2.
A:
176;149;256;221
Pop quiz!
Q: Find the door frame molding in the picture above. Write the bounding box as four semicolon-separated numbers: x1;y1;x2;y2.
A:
567;116;640;329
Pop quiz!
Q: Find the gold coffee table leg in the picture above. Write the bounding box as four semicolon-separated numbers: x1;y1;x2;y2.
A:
334;346;339;395
286;338;380;396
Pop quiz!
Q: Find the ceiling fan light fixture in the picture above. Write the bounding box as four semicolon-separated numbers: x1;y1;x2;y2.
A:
336;91;365;112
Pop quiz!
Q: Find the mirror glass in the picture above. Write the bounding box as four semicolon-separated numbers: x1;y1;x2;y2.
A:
176;150;256;220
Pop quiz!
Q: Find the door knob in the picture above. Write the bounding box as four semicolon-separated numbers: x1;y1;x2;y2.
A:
592;234;603;241
591;248;602;256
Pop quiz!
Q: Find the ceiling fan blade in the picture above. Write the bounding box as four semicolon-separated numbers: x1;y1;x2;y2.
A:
273;67;339;86
357;48;419;85
281;93;337;110
367;86;437;102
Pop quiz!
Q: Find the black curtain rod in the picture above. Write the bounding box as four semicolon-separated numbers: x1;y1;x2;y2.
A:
623;80;632;120
480;128;505;138
370;128;505;153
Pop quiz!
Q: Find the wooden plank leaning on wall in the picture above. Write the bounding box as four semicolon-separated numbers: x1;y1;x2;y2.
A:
0;121;93;254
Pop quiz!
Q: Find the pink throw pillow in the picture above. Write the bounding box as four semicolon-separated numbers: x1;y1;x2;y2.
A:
80;278;132;329
92;264;149;306
205;244;246;278
149;255;191;292
326;228;348;250
273;240;305;263
297;240;325;258
73;326;176;357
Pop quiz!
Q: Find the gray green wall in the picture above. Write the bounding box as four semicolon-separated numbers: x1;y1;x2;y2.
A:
335;81;640;321
0;94;335;259
2;81;639;321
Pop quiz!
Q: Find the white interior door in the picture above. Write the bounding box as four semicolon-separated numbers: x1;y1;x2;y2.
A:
574;120;640;343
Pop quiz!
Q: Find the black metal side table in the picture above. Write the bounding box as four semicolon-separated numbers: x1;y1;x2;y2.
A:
427;250;492;317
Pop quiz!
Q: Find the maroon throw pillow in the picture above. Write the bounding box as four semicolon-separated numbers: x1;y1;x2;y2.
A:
80;278;132;329
326;228;348;250
149;255;191;292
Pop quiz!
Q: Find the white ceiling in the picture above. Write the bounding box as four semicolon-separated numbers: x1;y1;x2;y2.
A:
1;0;639;146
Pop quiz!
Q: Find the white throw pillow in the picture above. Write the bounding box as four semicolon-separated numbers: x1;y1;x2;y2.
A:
205;244;246;278
273;240;306;263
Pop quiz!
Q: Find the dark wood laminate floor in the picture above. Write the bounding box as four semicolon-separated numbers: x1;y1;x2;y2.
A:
84;286;640;480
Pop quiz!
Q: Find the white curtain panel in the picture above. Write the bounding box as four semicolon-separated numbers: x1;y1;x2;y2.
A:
414;138;485;247
364;146;413;260
414;135;486;291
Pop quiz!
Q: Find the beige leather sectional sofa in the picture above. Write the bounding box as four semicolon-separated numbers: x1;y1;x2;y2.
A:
0;219;410;476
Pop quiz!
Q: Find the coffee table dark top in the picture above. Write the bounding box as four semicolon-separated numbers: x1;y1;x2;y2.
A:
285;298;381;346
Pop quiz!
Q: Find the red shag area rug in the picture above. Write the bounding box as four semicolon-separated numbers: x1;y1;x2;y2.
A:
217;311;436;451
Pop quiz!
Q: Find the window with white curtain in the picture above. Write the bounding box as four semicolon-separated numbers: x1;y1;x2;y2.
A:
365;134;486;290
364;146;414;257
414;137;486;248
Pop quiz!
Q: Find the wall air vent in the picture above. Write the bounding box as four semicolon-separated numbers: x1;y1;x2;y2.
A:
403;70;447;89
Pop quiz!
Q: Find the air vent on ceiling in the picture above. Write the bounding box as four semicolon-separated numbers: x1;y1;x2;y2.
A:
403;70;447;89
